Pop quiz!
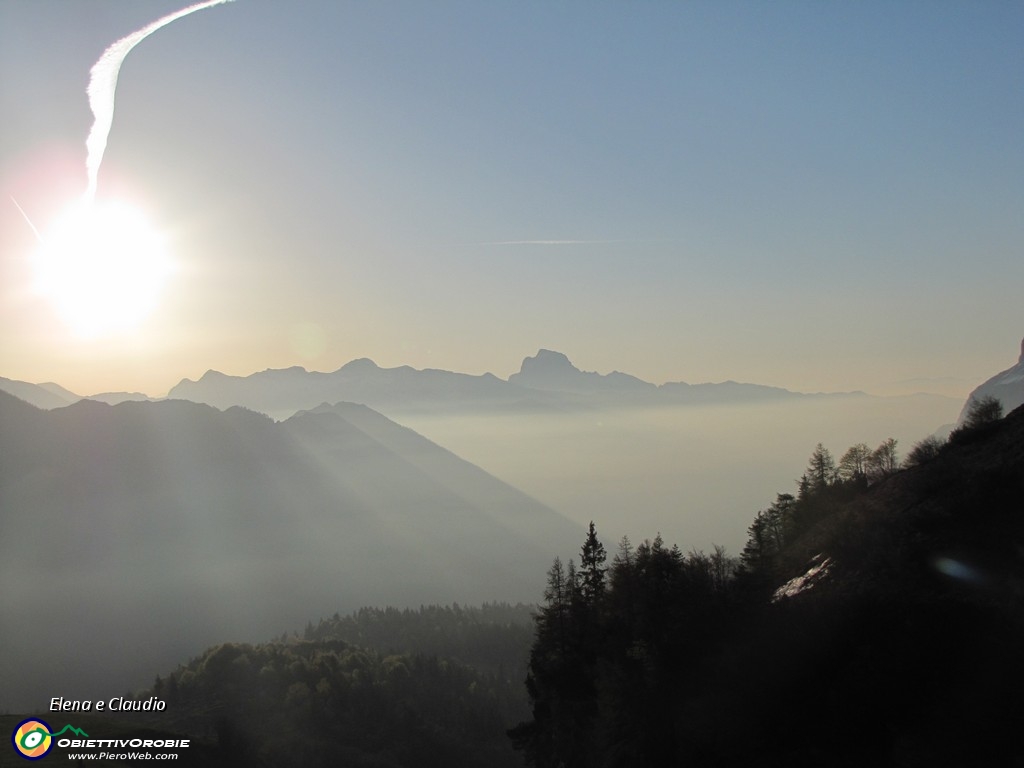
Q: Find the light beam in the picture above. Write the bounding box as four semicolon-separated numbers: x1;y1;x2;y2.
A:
10;196;44;244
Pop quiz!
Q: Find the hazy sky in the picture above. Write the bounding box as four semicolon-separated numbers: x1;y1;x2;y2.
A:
1;1;1021;396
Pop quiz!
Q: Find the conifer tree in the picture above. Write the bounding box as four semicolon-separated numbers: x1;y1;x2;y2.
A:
806;443;837;491
578;521;607;605
539;558;571;657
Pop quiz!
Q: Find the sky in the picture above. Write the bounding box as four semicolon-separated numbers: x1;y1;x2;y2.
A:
1;0;1022;397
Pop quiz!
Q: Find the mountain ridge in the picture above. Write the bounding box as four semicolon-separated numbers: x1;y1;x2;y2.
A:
163;350;863;419
0;349;924;419
0;390;579;711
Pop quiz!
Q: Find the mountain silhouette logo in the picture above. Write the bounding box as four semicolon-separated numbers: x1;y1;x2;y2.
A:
11;719;88;761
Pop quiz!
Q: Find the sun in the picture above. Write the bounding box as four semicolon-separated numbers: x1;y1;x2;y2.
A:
31;198;173;337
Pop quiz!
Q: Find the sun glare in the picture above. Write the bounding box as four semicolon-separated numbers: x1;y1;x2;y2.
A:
31;198;173;337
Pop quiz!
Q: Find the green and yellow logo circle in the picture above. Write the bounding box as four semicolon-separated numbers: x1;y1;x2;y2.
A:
12;718;53;760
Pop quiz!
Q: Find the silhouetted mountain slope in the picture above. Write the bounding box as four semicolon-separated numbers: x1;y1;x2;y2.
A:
0;375;80;409
751;412;1024;763
0;391;578;711
299;402;569;537
768;406;1024;603
0;377;154;409
512;406;1024;767
86;391;156;405
726;410;1024;766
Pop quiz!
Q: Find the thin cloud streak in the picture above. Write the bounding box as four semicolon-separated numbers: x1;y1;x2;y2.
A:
471;239;660;246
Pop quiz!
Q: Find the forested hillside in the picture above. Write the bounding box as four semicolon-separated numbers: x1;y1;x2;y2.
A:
512;399;1024;767
302;602;535;679
126;605;535;768
105;400;1023;768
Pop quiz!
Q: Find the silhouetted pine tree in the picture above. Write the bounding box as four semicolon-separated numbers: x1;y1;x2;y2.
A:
578;521;607;605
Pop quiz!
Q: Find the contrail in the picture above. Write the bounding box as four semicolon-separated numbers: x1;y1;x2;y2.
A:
470;238;677;247
10;196;44;243
85;0;234;201
475;240;622;246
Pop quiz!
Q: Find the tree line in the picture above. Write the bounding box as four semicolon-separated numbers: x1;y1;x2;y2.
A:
141;607;536;767
510;394;1015;767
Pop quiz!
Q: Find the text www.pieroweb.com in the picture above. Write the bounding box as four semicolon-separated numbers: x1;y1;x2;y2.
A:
65;751;179;760
58;737;186;760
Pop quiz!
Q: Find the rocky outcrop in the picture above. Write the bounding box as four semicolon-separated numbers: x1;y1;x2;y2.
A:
958;337;1024;423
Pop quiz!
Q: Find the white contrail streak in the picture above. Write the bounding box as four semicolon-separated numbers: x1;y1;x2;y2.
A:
85;0;234;201
476;240;620;246
470;238;676;247
10;196;44;243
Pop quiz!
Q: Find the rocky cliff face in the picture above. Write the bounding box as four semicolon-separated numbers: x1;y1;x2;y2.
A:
958;337;1024;423
508;349;655;394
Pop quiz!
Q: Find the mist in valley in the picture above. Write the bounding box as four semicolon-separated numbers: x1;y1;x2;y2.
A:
2;1;1021;762
400;392;961;555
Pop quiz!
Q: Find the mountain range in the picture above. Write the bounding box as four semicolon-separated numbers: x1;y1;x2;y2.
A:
1;350;858;421
3;342;1020;712
0;375;152;409
14;337;1013;427
0;391;579;711
6;340;1023;425
169;349;862;419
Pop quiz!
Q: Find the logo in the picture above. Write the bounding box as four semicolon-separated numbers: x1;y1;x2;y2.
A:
11;720;88;761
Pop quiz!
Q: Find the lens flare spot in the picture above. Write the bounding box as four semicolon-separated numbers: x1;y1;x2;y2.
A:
932;556;986;586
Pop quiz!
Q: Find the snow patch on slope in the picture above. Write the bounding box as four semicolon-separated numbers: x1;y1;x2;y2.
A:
772;555;832;602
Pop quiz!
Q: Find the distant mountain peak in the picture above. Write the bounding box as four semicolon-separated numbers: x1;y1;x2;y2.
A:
0;377;81;409
198;369;229;382
520;349;579;374
509;350;656;394
339;357;380;372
